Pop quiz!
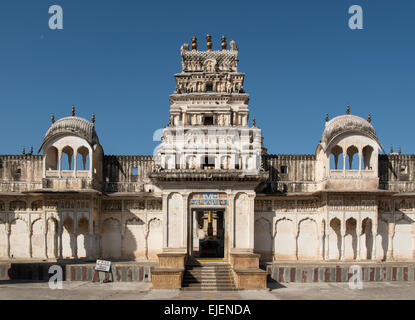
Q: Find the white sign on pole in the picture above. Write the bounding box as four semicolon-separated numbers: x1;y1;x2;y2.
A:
95;260;111;272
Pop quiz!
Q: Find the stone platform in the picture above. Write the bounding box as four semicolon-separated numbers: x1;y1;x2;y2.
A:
0;260;156;282
266;262;415;283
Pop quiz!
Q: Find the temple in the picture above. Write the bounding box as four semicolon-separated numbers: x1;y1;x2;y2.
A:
1;35;414;289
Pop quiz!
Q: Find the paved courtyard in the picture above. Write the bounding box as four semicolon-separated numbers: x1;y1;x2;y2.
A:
0;281;415;300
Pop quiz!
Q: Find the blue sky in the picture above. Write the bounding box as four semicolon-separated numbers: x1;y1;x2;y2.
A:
0;0;414;155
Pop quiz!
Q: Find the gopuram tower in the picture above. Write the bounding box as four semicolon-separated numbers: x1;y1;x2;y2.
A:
151;35;268;289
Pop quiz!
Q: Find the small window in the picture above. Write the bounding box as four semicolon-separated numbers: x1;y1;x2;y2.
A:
204;116;214;125
132;168;138;176
280;166;288;174
206;83;213;92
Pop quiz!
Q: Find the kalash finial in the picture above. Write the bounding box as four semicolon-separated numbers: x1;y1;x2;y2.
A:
30;146;33;155
92;113;95;124
390;145;394;154
191;36;197;51
253;117;256;127
346;105;350;114
221;35;227;50
325;113;329;122
72;105;75;116
399;146;402;154
206;34;212;51
368;112;371;123
51;113;55;124
22;147;25;155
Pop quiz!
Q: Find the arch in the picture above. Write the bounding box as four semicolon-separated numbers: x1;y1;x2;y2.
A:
46;218;59;259
297;218;318;260
31;200;43;211
362;145;374;170
9;218;29;258
123;217;145;259
274;218;296;260
61;146;74;170
77;217;89;259
9;200;26;211
0;201;4;211
102;218;121;259
76;146;90;170
147;218;162;259
329;218;341;260
346;145;359;170
330;145;343;170
45;146;58;170
254;217;272;261
361;218;373;260
345;217;357;260
31;218;44;258
62;217;74;258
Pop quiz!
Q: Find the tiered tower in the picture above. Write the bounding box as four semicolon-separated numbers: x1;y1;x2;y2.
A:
155;34;265;174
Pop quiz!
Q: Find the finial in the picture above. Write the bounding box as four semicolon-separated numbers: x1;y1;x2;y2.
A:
368;112;371;123
390;145;393;154
399;146;402;154
221;35;227;50
72;105;75;116
253;117;256;127
325;113;329;122
30;146;33;154
92;113;95;124
346;105;350;114
51;113;55;124
191;36;197;51
22;147;25;155
206;34;212;51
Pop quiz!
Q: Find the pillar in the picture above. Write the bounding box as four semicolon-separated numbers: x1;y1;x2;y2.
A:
249;195;255;251
73;216;78;260
58;222;63;259
73;151;77;178
44;231;48;259
162;193;168;249
371;221;377;260
6;228;10;259
340;222;346;261
387;222;395;260
58;151;62;178
356;222;361;261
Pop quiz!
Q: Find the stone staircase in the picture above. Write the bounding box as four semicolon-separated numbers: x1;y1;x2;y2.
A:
182;263;236;291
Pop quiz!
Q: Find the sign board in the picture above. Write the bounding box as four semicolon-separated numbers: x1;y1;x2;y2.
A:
95;260;111;272
189;193;228;207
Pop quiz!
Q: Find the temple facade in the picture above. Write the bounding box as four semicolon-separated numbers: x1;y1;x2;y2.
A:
1;36;415;280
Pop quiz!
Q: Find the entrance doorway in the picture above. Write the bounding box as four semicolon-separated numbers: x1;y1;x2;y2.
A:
192;210;225;259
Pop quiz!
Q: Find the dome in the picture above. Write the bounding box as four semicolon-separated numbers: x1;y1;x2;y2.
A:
321;114;379;151
39;116;99;151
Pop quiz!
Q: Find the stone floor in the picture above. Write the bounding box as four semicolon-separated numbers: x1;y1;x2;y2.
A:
0;281;415;300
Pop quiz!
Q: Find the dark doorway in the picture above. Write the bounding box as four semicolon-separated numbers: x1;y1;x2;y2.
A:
193;210;225;258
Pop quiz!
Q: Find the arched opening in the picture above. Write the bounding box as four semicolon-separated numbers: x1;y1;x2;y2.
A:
123;218;145;259
31;219;44;258
361;218;373;260
46;218;58;259
297;219;318;260
61;146;74;171
45;146;58;170
62;217;74;258
345;218;357;260
330;145;343;170
346;146;359;170
329;218;341;260
274;218;296;260
9;219;29;258
76;146;90;171
362;145;374;170
77;218;89;259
